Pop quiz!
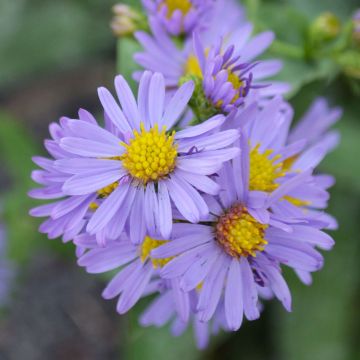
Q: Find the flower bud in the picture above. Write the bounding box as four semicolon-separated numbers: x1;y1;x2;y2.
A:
111;4;145;37
310;12;341;43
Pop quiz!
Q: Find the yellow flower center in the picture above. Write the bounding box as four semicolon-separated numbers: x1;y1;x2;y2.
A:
215;70;245;108
215;203;268;258
249;146;311;207
160;0;192;18
89;182;120;210
185;54;203;78
98;182;119;197
227;70;244;102
121;123;177;184
140;236;174;268
249;144;285;192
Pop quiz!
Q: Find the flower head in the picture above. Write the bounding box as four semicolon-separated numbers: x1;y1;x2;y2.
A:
135;19;289;114
151;154;334;330
190;30;290;113
142;0;213;36
76;232;177;314
224;97;339;222
134;0;245;88
29;72;239;245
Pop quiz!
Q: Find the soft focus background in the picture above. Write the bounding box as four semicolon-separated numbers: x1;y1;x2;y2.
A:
0;0;359;359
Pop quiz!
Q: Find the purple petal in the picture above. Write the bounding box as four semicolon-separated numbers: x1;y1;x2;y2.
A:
225;259;244;331
62;169;124;195
97;87;131;134
115;75;140;129
148;73;165;127
240;258;260;321
86;183;130;234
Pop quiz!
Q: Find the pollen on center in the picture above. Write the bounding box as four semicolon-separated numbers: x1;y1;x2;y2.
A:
215;203;268;258
121;122;177;184
140;236;174;268
160;0;192;18
185;54;203;78
249;144;285;192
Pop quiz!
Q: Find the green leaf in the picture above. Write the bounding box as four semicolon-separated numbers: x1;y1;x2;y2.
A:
0;112;75;263
275;190;360;360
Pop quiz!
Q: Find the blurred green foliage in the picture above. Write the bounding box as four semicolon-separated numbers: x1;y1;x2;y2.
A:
0;0;116;84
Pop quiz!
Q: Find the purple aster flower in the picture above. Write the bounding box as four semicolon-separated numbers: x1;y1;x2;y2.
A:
142;0;213;36
76;227;226;348
135;18;289;114
75;232;183;314
192;31;290;113
30;71;239;245
223;97;338;226
134;0;245;88
151;153;334;330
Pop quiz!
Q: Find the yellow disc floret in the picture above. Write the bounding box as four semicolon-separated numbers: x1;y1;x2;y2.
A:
121;123;177;184
160;0;192;18
249;146;311;207
185;54;203;78
140;236;174;268
216;70;244;108
227;70;244;102
97;182;119;197
89;182;119;210
249;144;285;192
215;203;268;258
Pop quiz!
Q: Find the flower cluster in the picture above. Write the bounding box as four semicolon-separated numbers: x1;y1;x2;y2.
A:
30;0;341;349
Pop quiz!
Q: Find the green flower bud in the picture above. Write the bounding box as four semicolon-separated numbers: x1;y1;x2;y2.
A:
309;12;341;43
111;4;147;37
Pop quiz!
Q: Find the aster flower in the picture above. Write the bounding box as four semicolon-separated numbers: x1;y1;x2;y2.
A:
151;152;334;330
191;32;290;113
75;232;182;314
134;0;245;89
135;18;289;115
142;0;213;36
30;71;239;245
223;97;337;224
